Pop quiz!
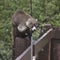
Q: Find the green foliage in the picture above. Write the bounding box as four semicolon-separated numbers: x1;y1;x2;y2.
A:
0;0;60;60
32;0;60;26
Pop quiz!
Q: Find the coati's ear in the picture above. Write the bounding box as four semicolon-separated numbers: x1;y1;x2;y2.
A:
36;19;38;22
26;18;30;26
17;24;27;32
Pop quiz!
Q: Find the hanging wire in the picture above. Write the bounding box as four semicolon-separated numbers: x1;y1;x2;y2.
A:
30;0;32;16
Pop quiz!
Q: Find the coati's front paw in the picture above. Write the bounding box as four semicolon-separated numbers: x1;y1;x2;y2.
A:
17;24;27;32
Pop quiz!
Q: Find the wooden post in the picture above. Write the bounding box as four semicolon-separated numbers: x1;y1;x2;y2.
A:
48;41;51;60
12;22;31;60
12;37;31;59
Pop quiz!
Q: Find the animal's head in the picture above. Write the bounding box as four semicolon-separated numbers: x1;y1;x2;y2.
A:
26;18;38;31
17;18;38;32
12;10;38;33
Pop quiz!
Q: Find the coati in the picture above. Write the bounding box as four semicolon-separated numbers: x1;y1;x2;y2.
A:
12;10;38;59
12;10;38;38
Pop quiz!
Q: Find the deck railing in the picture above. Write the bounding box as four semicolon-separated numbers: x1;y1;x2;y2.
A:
15;28;53;60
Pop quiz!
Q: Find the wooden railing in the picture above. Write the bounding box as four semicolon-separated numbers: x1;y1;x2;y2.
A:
15;28;53;60
33;28;53;55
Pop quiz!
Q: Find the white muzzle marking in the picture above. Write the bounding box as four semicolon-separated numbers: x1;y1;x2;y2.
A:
32;26;36;31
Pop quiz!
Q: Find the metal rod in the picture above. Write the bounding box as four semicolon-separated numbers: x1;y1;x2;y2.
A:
30;0;33;60
31;36;33;60
30;0;32;16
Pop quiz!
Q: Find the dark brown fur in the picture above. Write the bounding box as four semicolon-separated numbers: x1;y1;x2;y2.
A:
12;10;37;39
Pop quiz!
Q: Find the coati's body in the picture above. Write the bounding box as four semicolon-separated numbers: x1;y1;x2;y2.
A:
12;10;37;29
12;10;37;38
12;10;38;59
